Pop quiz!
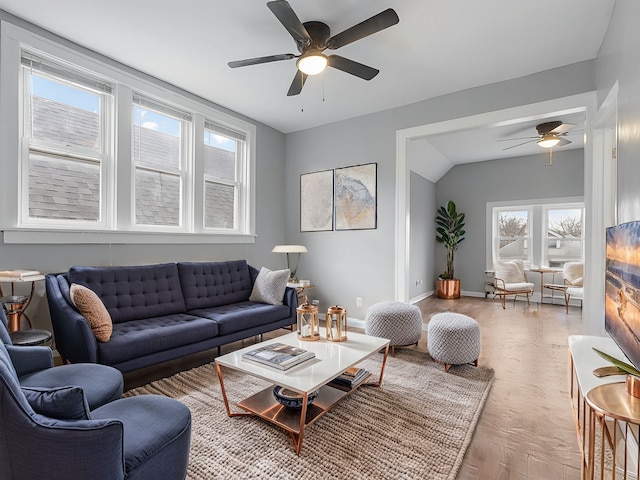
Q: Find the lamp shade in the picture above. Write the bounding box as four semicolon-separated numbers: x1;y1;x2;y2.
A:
272;245;308;253
297;51;328;75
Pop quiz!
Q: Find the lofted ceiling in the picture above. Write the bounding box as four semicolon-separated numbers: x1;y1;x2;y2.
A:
0;0;613;165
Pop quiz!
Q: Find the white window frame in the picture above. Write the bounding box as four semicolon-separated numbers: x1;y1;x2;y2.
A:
542;203;585;267
492;206;533;266
487;197;585;269
0;21;256;244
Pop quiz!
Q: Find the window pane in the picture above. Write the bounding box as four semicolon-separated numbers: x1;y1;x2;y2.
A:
135;170;180;226
204;128;237;182
497;210;529;260
205;181;235;229
27;72;102;150
547;208;583;265
28;152;100;221
133;105;181;170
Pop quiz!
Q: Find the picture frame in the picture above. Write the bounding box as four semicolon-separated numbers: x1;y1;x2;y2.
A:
334;163;377;230
300;169;334;232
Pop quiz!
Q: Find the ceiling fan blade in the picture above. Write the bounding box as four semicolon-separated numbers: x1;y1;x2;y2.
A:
497;136;538;142
267;0;311;45
502;139;537;151
550;123;576;134
556;137;572;147
328;55;379;80
327;8;399;50
287;70;308;96
228;53;296;68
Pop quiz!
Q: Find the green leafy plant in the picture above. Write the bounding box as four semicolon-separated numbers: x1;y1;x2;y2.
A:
593;347;640;377
435;200;466;279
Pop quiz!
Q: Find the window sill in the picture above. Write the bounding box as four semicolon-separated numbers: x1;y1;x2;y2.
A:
2;229;256;245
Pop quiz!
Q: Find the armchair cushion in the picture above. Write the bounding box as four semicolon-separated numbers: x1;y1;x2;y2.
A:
70;283;113;342
249;267;290;305
22;385;91;420
501;282;534;292
494;261;526;285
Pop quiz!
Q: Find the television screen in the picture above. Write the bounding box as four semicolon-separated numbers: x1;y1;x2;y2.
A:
605;220;640;370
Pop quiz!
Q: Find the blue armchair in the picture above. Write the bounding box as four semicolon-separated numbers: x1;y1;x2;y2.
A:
0;340;192;479
0;309;123;410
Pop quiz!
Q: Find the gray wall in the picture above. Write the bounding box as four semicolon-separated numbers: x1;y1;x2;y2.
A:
596;0;640;225
285;61;595;318
409;172;436;299
435;149;585;295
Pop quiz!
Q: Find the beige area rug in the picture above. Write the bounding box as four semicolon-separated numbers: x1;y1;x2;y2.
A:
125;349;494;480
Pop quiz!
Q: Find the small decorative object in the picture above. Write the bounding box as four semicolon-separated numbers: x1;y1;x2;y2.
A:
593;347;640;398
273;386;318;409
435;200;465;299
297;299;319;341
326;305;347;342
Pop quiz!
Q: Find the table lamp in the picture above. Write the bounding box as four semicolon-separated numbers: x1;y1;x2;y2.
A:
272;245;307;282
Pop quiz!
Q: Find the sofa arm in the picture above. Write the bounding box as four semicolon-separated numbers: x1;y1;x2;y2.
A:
7;345;53;377
283;286;298;320
45;274;99;364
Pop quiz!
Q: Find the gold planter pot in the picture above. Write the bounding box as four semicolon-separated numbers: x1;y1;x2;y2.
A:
436;278;460;299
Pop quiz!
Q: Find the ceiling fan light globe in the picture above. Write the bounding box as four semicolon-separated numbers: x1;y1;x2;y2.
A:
537;135;561;148
297;52;328;75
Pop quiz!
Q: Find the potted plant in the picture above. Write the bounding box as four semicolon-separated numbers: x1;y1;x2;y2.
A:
435;200;466;298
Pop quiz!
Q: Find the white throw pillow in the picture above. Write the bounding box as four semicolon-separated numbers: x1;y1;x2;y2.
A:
494;261;524;284
249;267;290;305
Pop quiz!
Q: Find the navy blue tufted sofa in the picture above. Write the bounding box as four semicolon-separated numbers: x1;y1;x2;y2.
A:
45;260;297;373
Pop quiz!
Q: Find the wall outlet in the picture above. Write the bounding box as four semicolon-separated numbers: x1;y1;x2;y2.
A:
311;299;320;306
356;297;362;307
416;279;423;286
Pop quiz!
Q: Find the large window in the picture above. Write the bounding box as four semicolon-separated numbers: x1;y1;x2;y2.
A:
3;22;256;243
491;200;584;268
21;53;112;226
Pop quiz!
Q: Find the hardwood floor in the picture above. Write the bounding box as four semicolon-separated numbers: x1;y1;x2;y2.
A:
123;295;584;479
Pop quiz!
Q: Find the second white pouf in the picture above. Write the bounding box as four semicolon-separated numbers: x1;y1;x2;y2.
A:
427;312;480;372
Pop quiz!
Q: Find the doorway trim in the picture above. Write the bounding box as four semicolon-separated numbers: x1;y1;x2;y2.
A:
395;93;597;319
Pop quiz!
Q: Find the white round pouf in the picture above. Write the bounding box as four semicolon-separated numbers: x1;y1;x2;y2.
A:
427;312;480;372
365;301;422;356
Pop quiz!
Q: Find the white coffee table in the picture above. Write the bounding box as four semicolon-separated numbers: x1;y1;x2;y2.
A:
214;328;390;454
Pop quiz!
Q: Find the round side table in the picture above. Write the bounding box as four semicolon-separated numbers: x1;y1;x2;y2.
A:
9;329;52;347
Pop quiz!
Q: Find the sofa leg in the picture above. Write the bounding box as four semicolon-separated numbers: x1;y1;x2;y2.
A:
217;346;221;357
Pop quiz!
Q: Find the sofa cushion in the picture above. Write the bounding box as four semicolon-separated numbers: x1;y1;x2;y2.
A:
249;267;290;305
22;385;91;420
68;263;186;324
69;283;113;342
97;314;219;366
189;301;291;336
177;260;253;311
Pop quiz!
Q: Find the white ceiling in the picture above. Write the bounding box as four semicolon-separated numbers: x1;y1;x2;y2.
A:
0;0;614;163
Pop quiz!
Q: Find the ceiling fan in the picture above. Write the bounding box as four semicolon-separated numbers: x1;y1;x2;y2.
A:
500;121;576;151
228;1;399;96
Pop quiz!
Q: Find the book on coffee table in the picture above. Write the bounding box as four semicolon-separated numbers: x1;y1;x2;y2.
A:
328;367;370;391
242;342;315;370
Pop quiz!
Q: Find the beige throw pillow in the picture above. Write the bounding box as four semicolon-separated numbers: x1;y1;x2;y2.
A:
69;283;113;342
249;267;290;305
494;261;524;284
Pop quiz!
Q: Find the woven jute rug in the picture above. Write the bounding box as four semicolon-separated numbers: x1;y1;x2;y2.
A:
125;349;494;479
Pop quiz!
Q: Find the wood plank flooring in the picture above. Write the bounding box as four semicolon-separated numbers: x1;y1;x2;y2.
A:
123;295;583;479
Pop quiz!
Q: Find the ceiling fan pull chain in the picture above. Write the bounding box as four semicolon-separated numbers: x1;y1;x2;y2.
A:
322;71;325;102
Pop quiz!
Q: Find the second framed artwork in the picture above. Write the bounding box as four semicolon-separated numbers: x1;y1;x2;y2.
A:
300;163;377;232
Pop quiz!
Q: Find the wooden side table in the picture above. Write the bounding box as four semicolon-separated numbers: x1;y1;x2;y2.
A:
529;267;563;304
287;282;315;305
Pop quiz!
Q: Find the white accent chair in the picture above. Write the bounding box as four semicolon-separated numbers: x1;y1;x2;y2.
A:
562;262;584;313
493;260;535;309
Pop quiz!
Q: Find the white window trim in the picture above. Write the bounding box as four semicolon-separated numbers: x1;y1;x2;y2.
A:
486;196;584;269
0;21;256;244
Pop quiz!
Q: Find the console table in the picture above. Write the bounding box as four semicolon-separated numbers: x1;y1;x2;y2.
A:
569;335;640;479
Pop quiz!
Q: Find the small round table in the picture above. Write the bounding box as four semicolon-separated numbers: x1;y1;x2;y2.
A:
9;329;52;347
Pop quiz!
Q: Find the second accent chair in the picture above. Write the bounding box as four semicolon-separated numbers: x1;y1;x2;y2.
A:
563;261;584;313
493;260;535;309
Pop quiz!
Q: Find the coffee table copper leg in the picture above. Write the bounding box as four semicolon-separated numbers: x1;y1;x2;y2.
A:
215;362;251;418
290;392;309;455
364;344;390;387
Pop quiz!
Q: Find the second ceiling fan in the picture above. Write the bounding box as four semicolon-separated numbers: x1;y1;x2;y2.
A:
228;1;399;96
501;121;577;151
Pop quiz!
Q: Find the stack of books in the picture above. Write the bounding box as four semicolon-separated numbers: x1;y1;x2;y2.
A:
242;342;315;370
329;367;370;391
0;270;41;279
